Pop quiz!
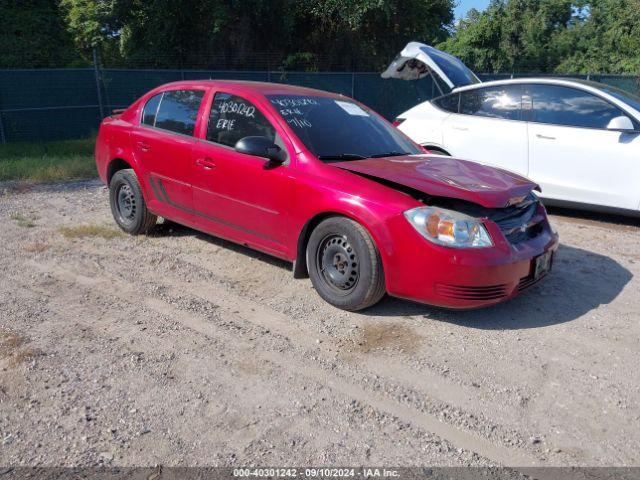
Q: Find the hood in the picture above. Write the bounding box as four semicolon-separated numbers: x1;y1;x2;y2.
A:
381;41;480;91
334;155;540;209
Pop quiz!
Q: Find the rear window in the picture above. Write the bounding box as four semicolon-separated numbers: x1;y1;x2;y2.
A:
153;90;204;136
423;45;480;88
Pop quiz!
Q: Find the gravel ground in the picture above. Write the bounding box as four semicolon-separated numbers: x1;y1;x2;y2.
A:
0;180;638;468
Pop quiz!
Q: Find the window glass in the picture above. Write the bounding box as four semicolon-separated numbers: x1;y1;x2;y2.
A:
207;93;275;147
598;84;640;116
530;85;623;129
142;93;162;126
421;45;480;88
433;94;459;113
267;94;422;160
460;86;521;120
154;90;204;135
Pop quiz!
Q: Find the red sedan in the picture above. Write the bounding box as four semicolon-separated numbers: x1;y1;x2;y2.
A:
95;80;558;311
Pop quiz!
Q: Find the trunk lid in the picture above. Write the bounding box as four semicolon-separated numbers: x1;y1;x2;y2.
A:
333;155;540;209
381;42;481;92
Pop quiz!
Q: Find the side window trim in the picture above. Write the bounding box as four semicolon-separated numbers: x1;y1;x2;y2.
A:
525;83;627;131
152;92;164;128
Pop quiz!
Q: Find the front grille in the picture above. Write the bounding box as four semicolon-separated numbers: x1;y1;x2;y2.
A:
488;197;543;245
435;283;509;300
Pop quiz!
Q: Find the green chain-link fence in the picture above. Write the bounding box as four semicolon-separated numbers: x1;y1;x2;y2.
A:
0;68;639;143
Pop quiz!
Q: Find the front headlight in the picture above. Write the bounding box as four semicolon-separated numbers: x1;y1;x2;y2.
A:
404;206;493;248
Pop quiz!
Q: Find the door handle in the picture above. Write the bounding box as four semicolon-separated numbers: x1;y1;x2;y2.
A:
195;158;216;170
451;125;469;131
137;141;151;152
536;134;556;140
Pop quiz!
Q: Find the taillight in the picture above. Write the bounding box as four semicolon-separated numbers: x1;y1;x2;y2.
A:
392;118;406;127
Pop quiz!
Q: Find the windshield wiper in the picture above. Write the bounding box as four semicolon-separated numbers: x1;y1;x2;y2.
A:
317;153;368;161
367;151;411;158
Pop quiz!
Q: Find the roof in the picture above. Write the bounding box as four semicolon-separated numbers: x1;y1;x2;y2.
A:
152;79;345;98
451;76;609;93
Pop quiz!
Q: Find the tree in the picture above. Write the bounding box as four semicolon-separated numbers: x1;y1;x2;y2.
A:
556;0;640;74
441;0;640;74
59;0;455;70
439;0;573;73
0;0;78;68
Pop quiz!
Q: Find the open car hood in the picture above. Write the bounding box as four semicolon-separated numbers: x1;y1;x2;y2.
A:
334;155;540;209
381;42;481;91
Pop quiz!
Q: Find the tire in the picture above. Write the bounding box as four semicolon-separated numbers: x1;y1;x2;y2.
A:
109;169;157;235
306;217;386;311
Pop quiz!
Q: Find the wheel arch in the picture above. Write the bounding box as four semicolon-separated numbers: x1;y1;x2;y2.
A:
106;158;134;185
293;210;390;279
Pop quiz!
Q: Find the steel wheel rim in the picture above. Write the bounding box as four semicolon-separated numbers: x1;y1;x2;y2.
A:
115;183;136;224
316;234;359;294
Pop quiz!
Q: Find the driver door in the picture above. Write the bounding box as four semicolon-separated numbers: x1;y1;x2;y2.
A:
191;91;293;257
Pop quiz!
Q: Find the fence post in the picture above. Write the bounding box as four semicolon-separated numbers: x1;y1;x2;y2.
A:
351;72;355;98
93;48;106;119
0;75;5;144
0;113;5;144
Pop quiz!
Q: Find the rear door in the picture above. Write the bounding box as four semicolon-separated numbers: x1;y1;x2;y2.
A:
525;83;640;209
190;91;293;257
131;89;205;223
441;84;529;176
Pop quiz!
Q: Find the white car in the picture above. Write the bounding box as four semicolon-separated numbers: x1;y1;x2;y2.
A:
384;42;640;215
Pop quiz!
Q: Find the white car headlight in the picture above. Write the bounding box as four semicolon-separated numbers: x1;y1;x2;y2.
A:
404;206;493;248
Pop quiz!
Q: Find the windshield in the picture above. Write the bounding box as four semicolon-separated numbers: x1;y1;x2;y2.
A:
267;95;422;160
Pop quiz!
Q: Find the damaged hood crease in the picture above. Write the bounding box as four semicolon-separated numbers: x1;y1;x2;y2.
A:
334;155;540;209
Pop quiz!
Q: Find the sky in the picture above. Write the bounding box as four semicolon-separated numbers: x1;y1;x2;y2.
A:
454;0;491;20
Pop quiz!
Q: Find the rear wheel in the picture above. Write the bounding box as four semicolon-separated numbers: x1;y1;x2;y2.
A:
306;217;385;311
109;169;157;235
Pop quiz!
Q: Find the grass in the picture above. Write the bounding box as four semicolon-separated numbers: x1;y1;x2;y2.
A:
0;137;96;182
10;212;38;228
59;224;123;239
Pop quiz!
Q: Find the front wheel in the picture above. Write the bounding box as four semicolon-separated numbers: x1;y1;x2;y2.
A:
306;217;386;311
109;169;157;235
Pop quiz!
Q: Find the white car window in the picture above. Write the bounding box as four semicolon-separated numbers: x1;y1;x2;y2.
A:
459;85;522;121
528;84;624;129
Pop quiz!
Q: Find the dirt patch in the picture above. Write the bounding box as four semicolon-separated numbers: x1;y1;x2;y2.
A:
356;323;422;354
58;224;123;239
0;329;40;367
23;241;50;253
235;359;273;376
1;180;640;467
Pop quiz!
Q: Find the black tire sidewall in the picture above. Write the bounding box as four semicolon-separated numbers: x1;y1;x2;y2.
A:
306;217;383;311
109;170;147;234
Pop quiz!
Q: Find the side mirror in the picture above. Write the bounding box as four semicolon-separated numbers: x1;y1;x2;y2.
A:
235;136;285;163
606;115;636;132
